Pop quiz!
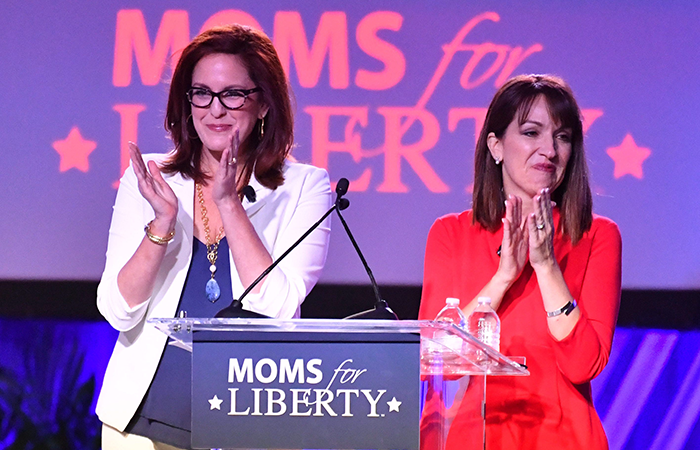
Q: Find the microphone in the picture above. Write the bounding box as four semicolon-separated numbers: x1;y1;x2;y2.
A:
334;179;398;320
334;177;350;212
336;177;349;198
215;181;341;318
242;185;256;203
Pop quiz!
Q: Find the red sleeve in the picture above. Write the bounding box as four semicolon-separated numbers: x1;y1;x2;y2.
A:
550;218;622;384
419;216;457;321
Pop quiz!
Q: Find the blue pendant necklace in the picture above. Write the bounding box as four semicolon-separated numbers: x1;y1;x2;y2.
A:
196;182;225;303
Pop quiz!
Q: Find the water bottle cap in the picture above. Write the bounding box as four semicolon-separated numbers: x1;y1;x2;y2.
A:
477;296;492;304
445;297;460;306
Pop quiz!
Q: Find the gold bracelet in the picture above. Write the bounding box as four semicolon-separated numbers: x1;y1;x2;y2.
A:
144;220;175;245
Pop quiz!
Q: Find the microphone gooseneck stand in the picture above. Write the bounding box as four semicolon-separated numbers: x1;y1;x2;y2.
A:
334;180;398;320
337;206;398;320
214;177;397;320
215;185;344;318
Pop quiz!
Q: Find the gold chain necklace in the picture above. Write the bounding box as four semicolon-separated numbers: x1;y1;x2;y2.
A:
196;182;225;302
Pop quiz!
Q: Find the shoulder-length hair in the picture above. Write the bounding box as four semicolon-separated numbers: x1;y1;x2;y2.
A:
472;74;592;244
162;25;293;192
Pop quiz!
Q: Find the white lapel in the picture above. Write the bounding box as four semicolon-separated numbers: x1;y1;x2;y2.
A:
243;172;273;217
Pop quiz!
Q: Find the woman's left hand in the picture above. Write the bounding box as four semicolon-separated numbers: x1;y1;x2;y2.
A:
528;188;557;269
528;188;581;340
212;129;241;207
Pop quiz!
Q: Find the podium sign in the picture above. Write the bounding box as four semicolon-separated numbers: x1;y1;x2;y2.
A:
191;332;420;449
150;318;529;450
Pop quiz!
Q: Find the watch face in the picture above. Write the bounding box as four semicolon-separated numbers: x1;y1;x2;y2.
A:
564;300;578;316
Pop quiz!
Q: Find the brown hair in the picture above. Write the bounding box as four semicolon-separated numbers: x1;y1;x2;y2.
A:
472;74;592;244
162;25;294;191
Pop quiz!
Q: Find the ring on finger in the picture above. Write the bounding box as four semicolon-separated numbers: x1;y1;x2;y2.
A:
536;223;545;230
228;157;237;166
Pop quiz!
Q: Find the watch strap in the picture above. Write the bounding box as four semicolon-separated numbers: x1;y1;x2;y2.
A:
546;299;578;318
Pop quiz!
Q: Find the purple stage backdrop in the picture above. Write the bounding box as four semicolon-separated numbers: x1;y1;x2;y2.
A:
1;1;698;288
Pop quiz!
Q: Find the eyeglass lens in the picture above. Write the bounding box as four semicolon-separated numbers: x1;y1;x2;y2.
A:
188;88;248;109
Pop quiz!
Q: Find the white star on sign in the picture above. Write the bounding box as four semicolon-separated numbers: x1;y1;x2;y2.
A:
387;397;401;412
209;395;223;410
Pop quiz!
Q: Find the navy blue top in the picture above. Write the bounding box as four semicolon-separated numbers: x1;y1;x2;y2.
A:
126;237;233;449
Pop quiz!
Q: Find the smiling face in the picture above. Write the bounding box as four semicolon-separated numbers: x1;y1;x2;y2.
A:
190;53;268;158
487;95;572;200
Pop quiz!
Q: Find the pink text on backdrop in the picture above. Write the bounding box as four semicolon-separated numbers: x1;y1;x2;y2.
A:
112;9;601;192
113;10;539;91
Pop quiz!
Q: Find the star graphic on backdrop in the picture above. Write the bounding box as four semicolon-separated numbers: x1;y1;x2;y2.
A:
52;127;97;172
606;133;651;179
208;395;223;410
387;396;402;412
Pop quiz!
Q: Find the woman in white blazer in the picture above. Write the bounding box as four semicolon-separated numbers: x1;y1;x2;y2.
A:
97;25;331;450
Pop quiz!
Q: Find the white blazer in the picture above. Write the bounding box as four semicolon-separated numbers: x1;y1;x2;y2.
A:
96;154;332;431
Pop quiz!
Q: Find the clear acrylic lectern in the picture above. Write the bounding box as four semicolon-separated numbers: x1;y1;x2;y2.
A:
150;318;529;450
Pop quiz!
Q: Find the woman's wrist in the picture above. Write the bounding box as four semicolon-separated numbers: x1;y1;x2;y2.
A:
531;259;560;277
490;271;515;298
148;216;176;236
215;194;245;217
493;268;516;289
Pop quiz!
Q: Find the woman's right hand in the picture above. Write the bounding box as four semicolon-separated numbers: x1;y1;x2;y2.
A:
212;129;241;208
463;196;529;315
496;195;529;286
128;142;178;229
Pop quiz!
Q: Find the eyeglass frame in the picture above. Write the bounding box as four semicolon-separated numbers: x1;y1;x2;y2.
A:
186;87;262;110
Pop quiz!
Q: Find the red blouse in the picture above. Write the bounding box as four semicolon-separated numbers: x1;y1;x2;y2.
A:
419;209;621;450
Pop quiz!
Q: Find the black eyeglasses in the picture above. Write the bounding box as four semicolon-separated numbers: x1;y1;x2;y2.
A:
186;87;261;110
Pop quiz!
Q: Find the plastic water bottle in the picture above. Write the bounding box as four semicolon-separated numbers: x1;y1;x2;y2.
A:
467;297;501;352
435;297;467;331
422;298;467;374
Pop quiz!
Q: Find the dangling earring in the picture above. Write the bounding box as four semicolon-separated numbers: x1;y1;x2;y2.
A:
494;156;501;165
259;116;265;139
186;114;200;140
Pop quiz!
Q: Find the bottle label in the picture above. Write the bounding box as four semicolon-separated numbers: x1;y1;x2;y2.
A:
476;318;499;351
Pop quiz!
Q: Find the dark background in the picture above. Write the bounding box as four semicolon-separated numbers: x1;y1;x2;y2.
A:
3;281;699;330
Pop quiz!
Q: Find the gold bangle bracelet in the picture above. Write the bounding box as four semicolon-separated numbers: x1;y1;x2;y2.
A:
144;220;175;245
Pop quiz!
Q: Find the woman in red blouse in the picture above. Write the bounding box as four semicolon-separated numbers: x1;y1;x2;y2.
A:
419;75;621;449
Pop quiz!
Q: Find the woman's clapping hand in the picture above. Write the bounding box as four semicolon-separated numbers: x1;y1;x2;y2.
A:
528;188;558;270
212;128;240;207
497;195;529;285
128;142;178;227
